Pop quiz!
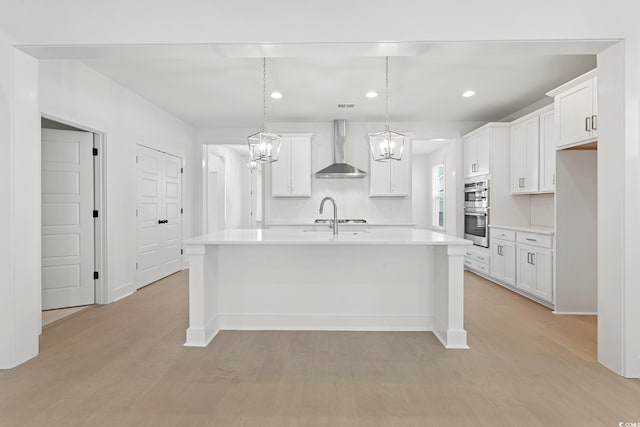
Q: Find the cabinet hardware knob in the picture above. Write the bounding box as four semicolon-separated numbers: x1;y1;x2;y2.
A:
585;116;591;132
525;237;537;242
591;115;597;130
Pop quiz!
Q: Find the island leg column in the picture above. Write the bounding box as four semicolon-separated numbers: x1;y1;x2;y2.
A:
433;244;470;349
184;243;220;347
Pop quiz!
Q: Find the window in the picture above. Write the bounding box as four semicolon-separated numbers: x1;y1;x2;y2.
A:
432;163;445;229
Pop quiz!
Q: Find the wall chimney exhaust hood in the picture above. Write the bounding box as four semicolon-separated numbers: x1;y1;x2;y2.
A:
315;120;367;178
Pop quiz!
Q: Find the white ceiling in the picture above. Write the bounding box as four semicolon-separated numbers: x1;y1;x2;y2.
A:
39;42;598;128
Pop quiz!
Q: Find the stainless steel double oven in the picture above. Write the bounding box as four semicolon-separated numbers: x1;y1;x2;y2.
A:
464;179;489;247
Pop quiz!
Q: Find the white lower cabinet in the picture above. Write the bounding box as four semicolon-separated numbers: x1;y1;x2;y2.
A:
516;244;553;302
463;245;490;276
479;226;555;307
490;238;516;286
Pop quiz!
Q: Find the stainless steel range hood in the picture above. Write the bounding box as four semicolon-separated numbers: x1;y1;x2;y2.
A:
315;120;367;178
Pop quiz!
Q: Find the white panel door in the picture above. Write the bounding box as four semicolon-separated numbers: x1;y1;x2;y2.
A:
41;129;95;309
136;146;183;288
136;146;164;286
162;153;182;276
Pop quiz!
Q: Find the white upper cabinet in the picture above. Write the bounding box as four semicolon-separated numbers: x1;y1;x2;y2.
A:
510;116;540;194
548;70;598;149
539;109;556;192
463;129;490;179
271;134;312;197
369;138;411;197
508;105;555;195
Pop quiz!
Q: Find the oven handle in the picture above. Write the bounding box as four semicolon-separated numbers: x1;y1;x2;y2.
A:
465;212;488;216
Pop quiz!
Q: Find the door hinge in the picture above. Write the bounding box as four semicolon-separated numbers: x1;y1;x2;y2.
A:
180;249;183;255
135;262;138;270
94;271;99;280
93;148;98;156
180;167;184;174
136;209;138;217
136;155;138;163
93;210;99;218
180;208;183;214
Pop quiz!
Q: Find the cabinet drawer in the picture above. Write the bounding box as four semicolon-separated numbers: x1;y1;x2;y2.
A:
465;257;490;274
472;252;490;265
490;228;516;242
517;232;552;249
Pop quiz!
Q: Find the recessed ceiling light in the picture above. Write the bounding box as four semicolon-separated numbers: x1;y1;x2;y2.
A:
366;91;378;98
432;138;446;142
270;91;283;99
462;90;476;98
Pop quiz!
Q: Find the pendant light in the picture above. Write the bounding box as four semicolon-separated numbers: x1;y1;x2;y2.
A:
248;58;282;163
369;56;405;162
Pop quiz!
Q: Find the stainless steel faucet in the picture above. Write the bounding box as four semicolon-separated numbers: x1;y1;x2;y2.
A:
319;196;338;235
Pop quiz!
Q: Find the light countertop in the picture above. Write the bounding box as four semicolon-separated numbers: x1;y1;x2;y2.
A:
489;224;555;235
266;222;416;227
185;228;472;246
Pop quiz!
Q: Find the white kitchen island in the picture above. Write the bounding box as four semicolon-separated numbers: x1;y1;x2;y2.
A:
183;228;472;349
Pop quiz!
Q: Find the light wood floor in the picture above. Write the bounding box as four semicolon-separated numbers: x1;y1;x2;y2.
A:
1;271;639;426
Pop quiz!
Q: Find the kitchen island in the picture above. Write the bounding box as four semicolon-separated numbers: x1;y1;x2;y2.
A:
183;228;472;349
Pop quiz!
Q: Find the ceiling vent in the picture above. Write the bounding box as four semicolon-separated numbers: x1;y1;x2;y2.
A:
337;104;356;108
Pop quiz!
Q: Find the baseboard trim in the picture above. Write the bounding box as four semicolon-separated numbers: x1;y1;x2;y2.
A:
110;283;135;303
218;313;434;331
552;311;597;315
185;316;220;347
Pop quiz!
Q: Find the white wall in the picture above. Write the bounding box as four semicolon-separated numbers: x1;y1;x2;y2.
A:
197;121;479;226
1;0;639;377
0;31;40;369
530;194;555;227
412;141;459;235
556;150;597;314
39;60;196;302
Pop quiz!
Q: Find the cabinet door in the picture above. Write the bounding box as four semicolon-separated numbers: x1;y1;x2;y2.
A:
475;130;490;176
532;248;553;302
510;123;527;194
539;110;556;192
491;239;516;286
289;136;311;196
389;153;410;196
591;77;598;140
369;157;390;196
271;137;291;196
523;117;540;193
555;79;595;148
490;240;505;281
511;117;539;193
463;136;476;178
516;245;536;293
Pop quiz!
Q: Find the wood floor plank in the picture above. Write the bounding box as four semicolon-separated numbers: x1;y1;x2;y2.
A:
0;270;639;426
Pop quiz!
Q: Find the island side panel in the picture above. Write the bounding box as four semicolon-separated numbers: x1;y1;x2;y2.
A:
433;244;470;349
184;244;220;347
216;244;435;331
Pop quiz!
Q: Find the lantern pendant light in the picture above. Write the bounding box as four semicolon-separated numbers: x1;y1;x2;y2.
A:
248;58;282;163
369;56;405;162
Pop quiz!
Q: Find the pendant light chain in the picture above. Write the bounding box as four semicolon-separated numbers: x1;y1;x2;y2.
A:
263;57;267;131
385;56;389;131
